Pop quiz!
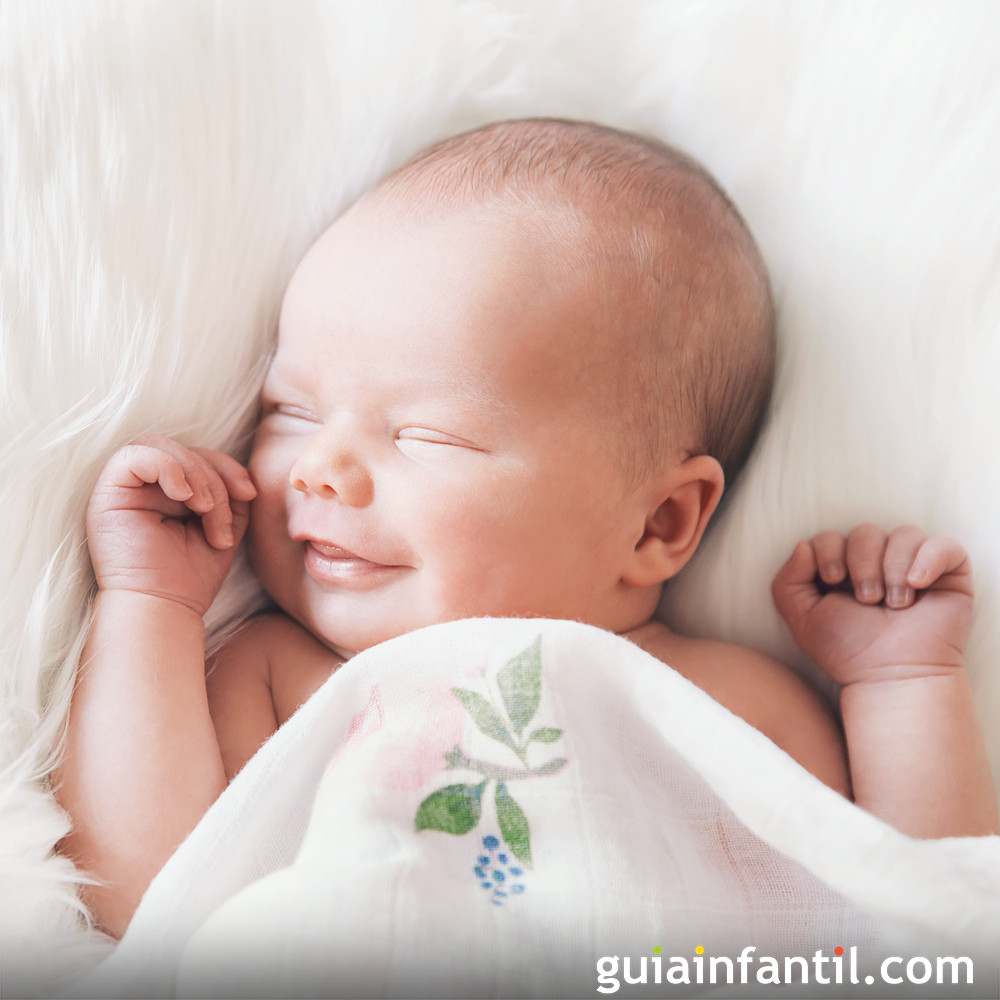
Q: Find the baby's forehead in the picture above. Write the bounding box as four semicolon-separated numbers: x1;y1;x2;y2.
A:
374;185;657;327
279;203;642;387
365;181;595;257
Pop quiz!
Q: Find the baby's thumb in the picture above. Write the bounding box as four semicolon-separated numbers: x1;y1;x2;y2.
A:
771;541;822;627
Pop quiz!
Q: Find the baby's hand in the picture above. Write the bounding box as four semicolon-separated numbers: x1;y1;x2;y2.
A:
771;525;973;687
86;435;257;617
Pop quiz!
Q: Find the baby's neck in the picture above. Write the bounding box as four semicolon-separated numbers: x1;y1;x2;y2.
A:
620;619;675;653
325;617;677;663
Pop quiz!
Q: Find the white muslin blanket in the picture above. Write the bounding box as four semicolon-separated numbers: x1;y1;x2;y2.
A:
75;619;1000;998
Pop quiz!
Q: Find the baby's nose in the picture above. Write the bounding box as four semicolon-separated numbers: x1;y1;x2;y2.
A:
289;425;373;507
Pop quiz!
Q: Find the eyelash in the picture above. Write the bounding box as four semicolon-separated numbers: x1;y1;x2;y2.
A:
265;404;318;423
396;427;469;447
264;407;477;451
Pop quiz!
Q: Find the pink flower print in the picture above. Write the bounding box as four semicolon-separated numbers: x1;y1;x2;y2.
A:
330;685;387;768
363;677;468;792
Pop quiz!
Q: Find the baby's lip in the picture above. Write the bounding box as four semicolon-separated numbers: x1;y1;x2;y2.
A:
308;539;363;559
291;532;405;567
296;532;412;590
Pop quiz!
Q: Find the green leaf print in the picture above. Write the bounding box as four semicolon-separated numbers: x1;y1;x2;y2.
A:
531;757;567;777
529;727;562;743
497;635;542;735
417;636;567;902
451;688;518;753
415;782;485;835
495;781;532;867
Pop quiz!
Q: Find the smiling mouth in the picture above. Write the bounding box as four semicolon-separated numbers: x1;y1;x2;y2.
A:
302;539;407;588
309;540;366;559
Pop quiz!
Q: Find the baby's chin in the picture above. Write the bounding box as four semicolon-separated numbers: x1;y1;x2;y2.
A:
299;615;363;660
293;608;415;662
299;606;504;661
323;637;358;660
262;576;425;660
281;592;651;661
316;611;634;660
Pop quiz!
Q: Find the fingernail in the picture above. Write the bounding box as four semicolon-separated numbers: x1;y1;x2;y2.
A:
199;488;213;508
888;585;912;608
859;581;876;602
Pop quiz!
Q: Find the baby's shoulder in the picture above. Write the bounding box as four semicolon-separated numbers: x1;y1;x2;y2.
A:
625;622;849;794
211;612;344;725
207;612;345;780
626;621;803;700
224;609;326;651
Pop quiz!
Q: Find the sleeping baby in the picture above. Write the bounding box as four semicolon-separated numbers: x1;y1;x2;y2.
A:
56;118;999;939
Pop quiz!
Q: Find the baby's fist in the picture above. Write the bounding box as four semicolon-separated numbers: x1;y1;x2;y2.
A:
771;525;974;687
87;435;257;616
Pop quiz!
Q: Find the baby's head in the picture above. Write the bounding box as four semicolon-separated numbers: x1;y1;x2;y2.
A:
248;119;775;657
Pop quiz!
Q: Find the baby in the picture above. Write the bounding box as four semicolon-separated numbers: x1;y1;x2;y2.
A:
56;118;998;939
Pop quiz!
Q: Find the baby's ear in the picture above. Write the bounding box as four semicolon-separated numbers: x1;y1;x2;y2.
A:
622;455;725;587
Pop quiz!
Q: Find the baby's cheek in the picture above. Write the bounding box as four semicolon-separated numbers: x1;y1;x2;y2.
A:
425;516;509;603
246;434;284;492
245;482;295;596
247;444;296;525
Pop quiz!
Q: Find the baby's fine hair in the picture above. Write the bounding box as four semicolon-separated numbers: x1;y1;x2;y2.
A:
375;118;776;492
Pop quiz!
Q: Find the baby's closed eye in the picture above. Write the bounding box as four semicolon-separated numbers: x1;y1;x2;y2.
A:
394;426;486;458
262;403;322;427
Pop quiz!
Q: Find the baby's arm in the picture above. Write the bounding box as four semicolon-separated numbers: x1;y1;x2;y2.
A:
772;525;999;838
626;624;850;794
54;436;260;937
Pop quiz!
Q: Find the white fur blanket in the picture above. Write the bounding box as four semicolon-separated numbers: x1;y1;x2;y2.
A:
73;620;1000;998
4;1;1000;996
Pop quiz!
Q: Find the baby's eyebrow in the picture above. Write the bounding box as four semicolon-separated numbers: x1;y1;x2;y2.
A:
400;364;511;417
259;367;301;399
262;360;514;420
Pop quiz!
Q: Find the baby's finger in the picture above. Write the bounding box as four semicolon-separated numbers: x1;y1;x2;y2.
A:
190;449;259;550
133;437;235;548
229;497;252;549
882;525;928;609
132;434;218;514
845;523;888;604
190;448;257;503
104;445;194;504
771;540;823;626
809;531;848;585
907;536;973;595
191;463;237;551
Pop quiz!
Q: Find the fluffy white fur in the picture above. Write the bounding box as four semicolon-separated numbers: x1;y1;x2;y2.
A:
3;0;999;992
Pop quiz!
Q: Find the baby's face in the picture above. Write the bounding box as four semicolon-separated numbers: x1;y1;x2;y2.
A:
248;197;651;656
